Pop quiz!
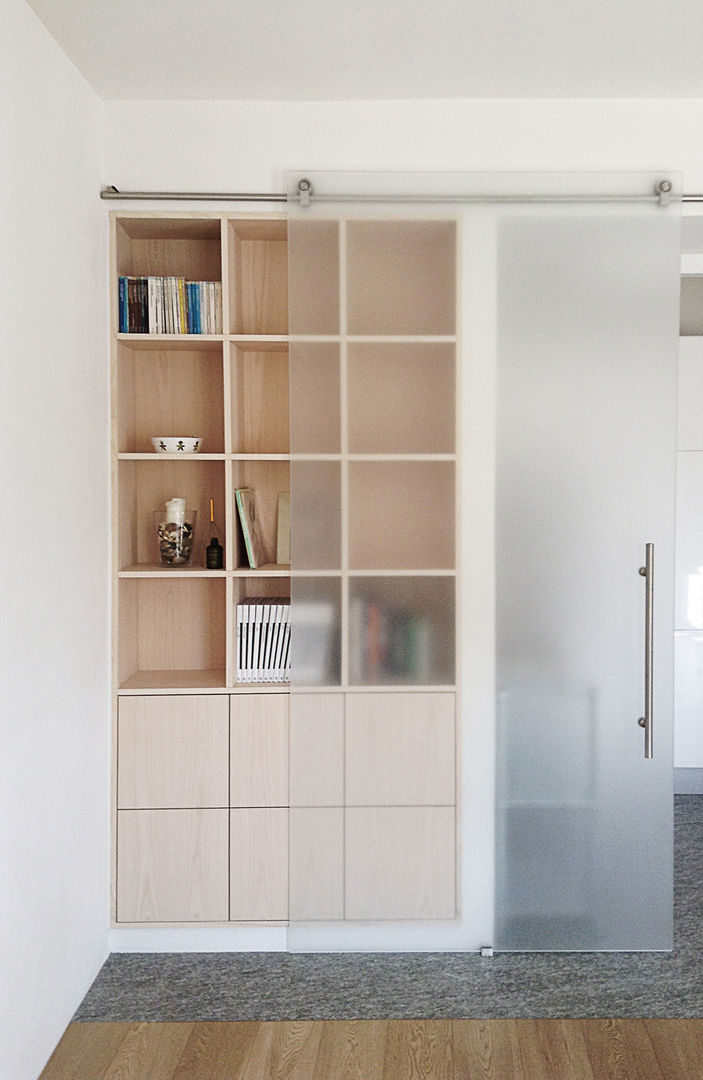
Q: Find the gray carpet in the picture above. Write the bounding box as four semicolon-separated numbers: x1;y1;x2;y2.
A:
75;796;703;1021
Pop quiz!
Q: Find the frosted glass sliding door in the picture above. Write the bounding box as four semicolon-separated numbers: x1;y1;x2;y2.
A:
285;171;680;952
495;194;681;950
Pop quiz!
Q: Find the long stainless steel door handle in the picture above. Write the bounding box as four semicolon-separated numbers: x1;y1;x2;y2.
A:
638;543;654;759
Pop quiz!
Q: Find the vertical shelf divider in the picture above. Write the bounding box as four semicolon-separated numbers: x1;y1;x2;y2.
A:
339;218;349;691
221;221;235;687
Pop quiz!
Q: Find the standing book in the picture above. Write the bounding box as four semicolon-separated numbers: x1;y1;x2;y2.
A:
235;488;267;568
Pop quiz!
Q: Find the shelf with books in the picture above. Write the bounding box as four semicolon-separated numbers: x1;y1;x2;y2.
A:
113;215;223;337
231;577;292;686
118;275;223;335
232;465;290;571
347;575;455;687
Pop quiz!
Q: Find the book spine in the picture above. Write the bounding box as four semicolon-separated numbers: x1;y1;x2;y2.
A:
245;604;255;678
147;277;156;334
236;603;244;683
177;278;187;334
251;600;263;683
139;277;148;333
282;608;291;683
272;601;288;682
192;282;200;332
157;278;165;334
118;277;126;333
207;282;215;334
261;603;277;682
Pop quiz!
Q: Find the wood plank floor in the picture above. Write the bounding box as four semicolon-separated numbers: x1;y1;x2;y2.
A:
39;1018;703;1079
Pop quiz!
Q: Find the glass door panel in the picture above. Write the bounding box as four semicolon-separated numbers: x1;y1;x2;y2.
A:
287;170;679;952
495;200;680;950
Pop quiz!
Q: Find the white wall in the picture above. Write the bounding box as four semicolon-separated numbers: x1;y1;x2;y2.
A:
100;95;703;954
0;3;108;1078
102;98;703;193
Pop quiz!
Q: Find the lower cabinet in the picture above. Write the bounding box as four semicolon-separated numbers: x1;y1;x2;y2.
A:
289;691;457;923
115;690;455;925
116;693;289;924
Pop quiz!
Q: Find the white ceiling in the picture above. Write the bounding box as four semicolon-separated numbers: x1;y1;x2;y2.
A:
25;0;703;101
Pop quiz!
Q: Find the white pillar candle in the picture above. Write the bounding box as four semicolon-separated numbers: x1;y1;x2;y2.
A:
165;497;186;524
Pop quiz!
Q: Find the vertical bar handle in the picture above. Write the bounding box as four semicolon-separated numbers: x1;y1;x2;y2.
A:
638;543;654;759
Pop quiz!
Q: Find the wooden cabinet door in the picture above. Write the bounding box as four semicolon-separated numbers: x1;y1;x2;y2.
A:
344;693;456;920
345;806;456;920
345;692;455;806
117;808;229;922
230;694;288;807
118;695;229;809
230;808;288;921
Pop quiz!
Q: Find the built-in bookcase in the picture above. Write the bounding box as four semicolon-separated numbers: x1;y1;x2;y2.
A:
112;213;292;926
111;210;459;929
112;214;291;694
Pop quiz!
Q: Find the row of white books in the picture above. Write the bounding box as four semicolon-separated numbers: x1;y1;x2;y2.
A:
236;598;290;683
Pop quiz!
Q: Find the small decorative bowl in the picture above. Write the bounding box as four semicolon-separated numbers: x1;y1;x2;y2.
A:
151;437;202;454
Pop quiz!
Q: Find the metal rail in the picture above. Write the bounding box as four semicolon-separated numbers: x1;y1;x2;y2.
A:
101;179;687;205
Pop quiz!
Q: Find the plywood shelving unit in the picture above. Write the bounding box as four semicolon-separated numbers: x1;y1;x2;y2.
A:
111;209;460;930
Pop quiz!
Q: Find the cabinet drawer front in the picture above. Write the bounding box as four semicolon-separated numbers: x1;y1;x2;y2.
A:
118;695;229;808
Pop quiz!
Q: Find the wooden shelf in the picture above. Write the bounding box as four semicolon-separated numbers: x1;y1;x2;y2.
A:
117;333;224;348
117;454;226;461
118;566;227;578
233;563;290;576
118;669;227;692
229;335;288;349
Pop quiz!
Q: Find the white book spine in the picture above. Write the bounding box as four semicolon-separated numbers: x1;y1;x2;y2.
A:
149;276;158;330
259;603;273;683
272;603;287;683
251;600;263;683
282;608;291;683
246;602;255;683
236;602;244;683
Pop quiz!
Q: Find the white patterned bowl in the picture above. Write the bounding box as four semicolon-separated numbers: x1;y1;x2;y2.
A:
151;437;202;454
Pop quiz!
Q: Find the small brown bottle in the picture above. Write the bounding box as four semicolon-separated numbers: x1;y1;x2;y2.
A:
206;536;223;569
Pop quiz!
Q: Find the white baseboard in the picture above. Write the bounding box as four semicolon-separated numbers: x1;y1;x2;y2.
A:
108;926;288;952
